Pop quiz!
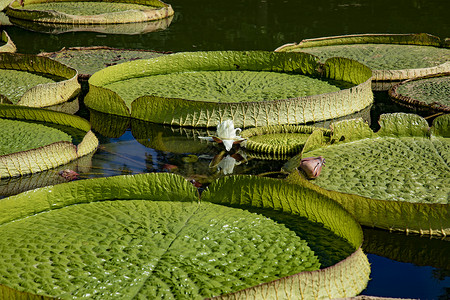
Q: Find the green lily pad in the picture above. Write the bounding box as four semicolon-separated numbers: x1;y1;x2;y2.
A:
43;97;80;115
241;124;330;157
85;51;373;127
0;152;94;198
104;71;346;105
276;33;450;82
0;31;16;53
0;53;80;107
0;173;369;299
0;0;10;11
0;104;98;179
0;12;13;26
40;46;169;79
0;69;55;104
0;118;72;155
6;0;174;24
389;72;450;112
21;2;157;15
286;113;450;236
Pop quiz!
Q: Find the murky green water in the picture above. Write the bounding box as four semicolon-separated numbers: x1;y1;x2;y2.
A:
1;0;449;298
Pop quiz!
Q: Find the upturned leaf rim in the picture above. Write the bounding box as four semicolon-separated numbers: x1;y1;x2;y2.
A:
0;104;98;179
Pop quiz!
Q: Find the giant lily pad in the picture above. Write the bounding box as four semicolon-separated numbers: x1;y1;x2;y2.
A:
0;53;80;107
0;104;98;178
0;151;94;198
0;0;10;11
0;12;13;26
389;72;450;112
40;46;169;80
276;33;450;82
0;173;369;299
286;113;450;236
241;124;330;158
6;0;174;24
85;51;373;127
0;31;16;53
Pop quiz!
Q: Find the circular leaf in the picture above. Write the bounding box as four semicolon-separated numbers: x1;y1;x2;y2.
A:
276;33;450;82
39;46;169;79
85;51;373;127
241;124;329;157
0;53;80;107
6;0;174;24
0;104;98;179
0;30;16;53
288;113;450;236
0;173;369;299
389;72;450;112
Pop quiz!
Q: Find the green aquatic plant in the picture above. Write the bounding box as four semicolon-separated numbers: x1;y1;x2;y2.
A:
0;152;94;198
0;31;16;53
85;51;373;127
241;124;328;156
0;104;98;179
276;33;450;81
0;118;72;156
103;70;344;104
0;53;80;107
286;113;450;236
0;0;10;11
39;46;168;79
0;173;369;299
6;0;174;24
389;72;450;112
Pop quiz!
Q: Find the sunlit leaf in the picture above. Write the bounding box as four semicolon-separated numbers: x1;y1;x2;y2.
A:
389;72;450;112
85;51;373;127
0;30;16;53
39;46;168;79
286;113;450;236
0;52;80;107
276;33;450;82
241;124;328;156
0;104;98;178
0;173;369;299
6;0;174;24
9;15;173;35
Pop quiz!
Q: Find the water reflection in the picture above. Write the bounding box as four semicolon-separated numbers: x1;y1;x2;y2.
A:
7;1;449;55
362;228;450;299
363;228;450;270
8;15;173;35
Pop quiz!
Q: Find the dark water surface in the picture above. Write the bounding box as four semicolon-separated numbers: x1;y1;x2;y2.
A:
2;0;449;298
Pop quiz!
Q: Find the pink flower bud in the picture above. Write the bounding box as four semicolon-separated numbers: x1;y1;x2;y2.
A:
299;156;325;179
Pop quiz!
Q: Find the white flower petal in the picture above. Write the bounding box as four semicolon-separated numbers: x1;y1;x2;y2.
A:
217;120;237;139
222;140;234;151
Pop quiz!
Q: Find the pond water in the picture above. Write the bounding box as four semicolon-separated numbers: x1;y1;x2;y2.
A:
2;0;450;299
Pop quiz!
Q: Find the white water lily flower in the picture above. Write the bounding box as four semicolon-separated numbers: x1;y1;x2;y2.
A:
198;120;246;151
